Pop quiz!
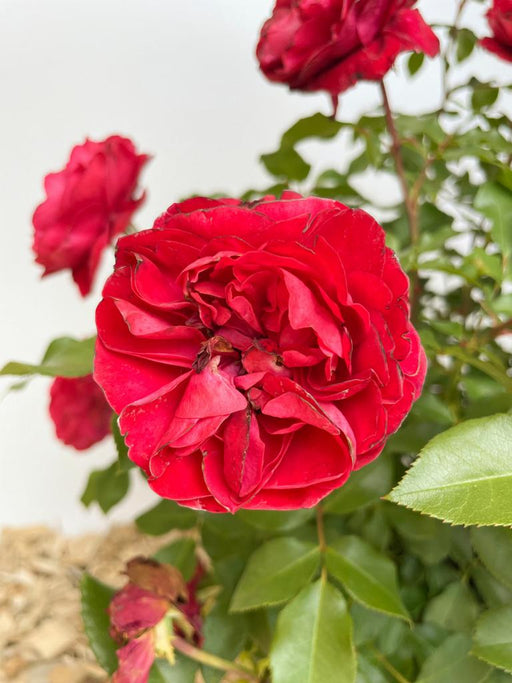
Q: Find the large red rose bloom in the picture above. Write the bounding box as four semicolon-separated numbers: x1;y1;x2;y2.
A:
94;194;426;512
33;135;148;296
481;0;512;62
256;0;439;107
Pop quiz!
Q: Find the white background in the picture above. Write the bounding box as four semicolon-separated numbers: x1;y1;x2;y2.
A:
0;0;501;533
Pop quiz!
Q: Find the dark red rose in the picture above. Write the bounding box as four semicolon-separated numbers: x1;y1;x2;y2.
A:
481;0;512;62
49;375;112;450
33;135;148;296
94;193;426;513
257;0;439;109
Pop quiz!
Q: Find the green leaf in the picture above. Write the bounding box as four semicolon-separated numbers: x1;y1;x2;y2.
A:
385;504;452;564
416;634;490;683
280;113;343;147
237;509;314;532
0;336;95;378
472;607;512;673
472;84;500;110
456;28;477;62
408;51;425;75
230;538;320;612
270;578;356;683
423;582;480;633
261;147;310;181
472;566;512;609
81;460;130;514
387;414;512;526
202;598;249;683
111;416;133;471
476;182;512;260
471;527;512;590
80;574;117;675
325;536;409;621
153;538;196;581
135;500;197;535
323;452;394;515
149;656;198;683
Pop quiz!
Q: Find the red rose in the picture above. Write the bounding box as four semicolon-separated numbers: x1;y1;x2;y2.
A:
49;375;112;450
33;135;148;296
256;0;439;109
481;0;512;62
94;194;426;512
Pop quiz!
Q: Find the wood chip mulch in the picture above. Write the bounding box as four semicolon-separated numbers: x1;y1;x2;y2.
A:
0;524;181;683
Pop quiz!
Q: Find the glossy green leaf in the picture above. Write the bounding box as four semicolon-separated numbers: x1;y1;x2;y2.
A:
237;508;314;532
80;574;117;674
135;500;197;535
81;460;130;514
385;504;452;564
472;606;512;673
326;536;409;621
154;538;196;580
1;336;95;378
472;566;512;609
471;527;512;590
230;538;320;612
324;452;394;515
416;634;491;683
387;414;512;526
423;581;480;632
476;182;512;260
456;28;477;62
270;578;356;683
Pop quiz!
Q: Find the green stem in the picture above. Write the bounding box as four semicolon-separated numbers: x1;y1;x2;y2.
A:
173;636;259;682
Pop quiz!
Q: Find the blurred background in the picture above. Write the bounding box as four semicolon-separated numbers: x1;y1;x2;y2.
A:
0;0;498;533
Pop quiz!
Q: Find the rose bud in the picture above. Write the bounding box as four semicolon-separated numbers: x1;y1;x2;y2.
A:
256;0;439;111
33;135;149;296
481;0;512;63
94;193;427;513
49;374;112;451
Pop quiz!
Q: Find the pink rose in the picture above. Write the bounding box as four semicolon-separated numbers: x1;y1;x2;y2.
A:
33;135;148;296
481;0;512;62
257;0;439;110
95;194;426;512
49;375;112;450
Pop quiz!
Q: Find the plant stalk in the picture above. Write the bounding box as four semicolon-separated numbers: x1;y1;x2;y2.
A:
173;636;259;682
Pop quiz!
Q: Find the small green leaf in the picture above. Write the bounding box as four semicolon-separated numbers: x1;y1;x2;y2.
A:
423;582;480;633
111;416;133;471
325;536;409;621
270;578;356;683
230;538;320;612
385;504;451;565
81;461;130;514
472;606;512;673
471;527;512;590
0;336;95;378
476;182;512;261
408;51;425;75
472;84;500;110
237;509;314;532
261;147;310;181
456;28;477;62
154;538;196;581
472;566;512;609
280;113;343;147
417;634;491;683
80;574;117;674
324;452;394;515
135;500;197;535
202;598;249;683
387;414;512;526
